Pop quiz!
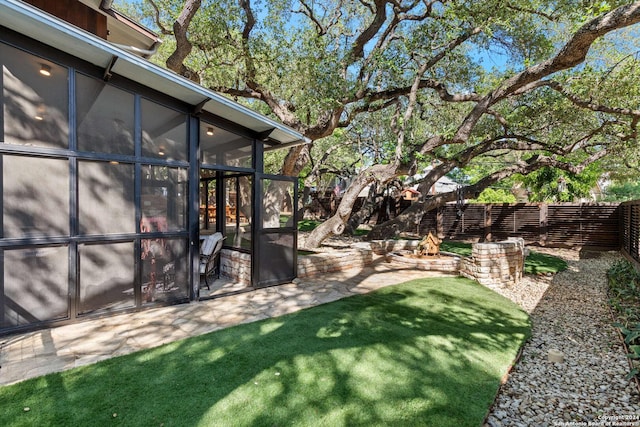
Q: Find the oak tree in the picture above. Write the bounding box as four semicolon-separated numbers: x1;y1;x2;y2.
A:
119;0;640;246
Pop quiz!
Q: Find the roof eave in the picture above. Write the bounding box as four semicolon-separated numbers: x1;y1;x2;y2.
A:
0;0;307;146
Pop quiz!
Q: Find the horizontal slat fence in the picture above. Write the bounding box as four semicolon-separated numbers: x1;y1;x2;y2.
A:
621;201;640;264
419;203;621;249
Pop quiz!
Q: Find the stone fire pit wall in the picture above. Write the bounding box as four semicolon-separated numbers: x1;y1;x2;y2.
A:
459;238;525;286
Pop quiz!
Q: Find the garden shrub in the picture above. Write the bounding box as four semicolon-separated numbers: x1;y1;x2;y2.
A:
607;260;640;379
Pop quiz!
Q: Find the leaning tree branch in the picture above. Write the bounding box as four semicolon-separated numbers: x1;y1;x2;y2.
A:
543;80;640;117
415;120;614;196
238;0;257;81
165;0;201;82
505;3;559;22
303;143;346;187
499;3;640;98
367;146;611;240
237;0;298;127
350;0;389;61
146;0;172;35
560;120;612;153
436;2;640;152
425;26;483;70
360;78;482;107
342;98;399;126
297;0;328;35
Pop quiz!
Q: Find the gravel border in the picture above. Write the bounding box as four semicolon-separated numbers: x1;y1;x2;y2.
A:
485;249;640;426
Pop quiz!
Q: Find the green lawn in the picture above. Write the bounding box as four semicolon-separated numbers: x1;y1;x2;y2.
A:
298;219;369;236
0;278;530;427
440;241;474;257
523;251;568;275
298;219;321;232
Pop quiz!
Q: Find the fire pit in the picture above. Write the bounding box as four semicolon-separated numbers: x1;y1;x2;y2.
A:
373;232;461;272
386;233;462;272
372;236;526;285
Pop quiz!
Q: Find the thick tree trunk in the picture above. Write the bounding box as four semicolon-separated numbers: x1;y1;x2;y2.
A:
367;194;455;240
304;164;398;248
367;160;540;239
282;144;311;177
165;0;202;82
345;182;379;233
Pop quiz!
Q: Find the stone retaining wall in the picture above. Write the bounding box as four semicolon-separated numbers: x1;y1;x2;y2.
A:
459;238;525;286
370;239;419;255
220;246;376;284
221;238;525;287
370;238;526;287
297;248;374;278
385;252;461;272
220;249;251;284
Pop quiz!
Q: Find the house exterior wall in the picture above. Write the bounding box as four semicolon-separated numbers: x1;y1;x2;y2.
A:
0;24;298;335
0;31;193;333
0;0;301;335
22;0;108;39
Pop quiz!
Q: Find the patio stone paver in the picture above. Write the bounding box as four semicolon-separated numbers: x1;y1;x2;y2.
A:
0;259;449;386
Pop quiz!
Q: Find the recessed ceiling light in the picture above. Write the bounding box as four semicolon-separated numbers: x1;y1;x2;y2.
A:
34;104;46;120
39;64;51;77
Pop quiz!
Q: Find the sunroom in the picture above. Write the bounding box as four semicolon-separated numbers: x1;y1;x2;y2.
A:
0;0;305;334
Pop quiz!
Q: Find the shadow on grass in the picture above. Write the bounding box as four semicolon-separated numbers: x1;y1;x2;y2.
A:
0;278;530;427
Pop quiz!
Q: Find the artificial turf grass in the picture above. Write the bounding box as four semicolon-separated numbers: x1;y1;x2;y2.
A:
0;277;530;427
440;241;474;257
523;251;568;275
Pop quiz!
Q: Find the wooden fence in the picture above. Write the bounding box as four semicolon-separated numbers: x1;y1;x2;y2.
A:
419;203;621;250
621;201;640;264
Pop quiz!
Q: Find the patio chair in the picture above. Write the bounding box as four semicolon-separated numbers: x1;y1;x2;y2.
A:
200;232;225;290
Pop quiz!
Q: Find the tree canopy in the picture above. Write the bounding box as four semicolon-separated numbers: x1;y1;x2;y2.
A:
117;0;640;245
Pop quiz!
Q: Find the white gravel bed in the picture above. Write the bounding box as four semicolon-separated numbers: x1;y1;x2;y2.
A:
485;249;640;427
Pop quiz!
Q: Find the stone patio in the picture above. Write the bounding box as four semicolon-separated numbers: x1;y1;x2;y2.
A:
0;257;451;386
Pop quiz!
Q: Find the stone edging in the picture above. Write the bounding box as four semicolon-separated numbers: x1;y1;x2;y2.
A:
222;239;526;288
370;238;526;287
